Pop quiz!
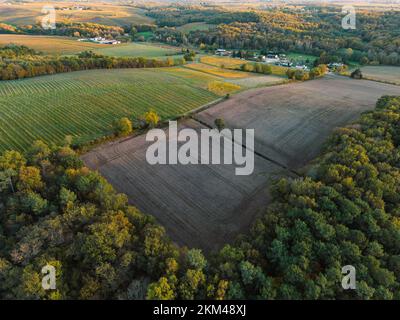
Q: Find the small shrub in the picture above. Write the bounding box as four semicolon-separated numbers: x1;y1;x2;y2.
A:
183;50;196;61
113;117;133;136
144;110;160;128
351;69;363;79
215;118;225;131
262;64;272;74
241;63;254;72
207;81;241;96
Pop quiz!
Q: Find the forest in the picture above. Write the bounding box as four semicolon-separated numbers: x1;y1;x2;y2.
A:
0;22;125;39
0;45;185;80
146;6;260;27
152;6;400;66
1;95;399;299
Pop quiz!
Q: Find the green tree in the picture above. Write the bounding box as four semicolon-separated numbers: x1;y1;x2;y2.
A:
147;277;175;300
113;117;133;136
144;110;160;128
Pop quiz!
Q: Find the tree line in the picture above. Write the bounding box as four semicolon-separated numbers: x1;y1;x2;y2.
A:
1;22;125;39
0;45;185;81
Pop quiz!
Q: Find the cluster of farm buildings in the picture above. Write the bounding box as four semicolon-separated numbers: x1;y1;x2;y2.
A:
77;37;121;45
215;49;345;71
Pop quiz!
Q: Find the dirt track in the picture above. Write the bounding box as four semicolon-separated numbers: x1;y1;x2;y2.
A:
82;75;400;252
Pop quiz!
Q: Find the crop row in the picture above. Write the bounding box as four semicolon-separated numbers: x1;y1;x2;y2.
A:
0;68;217;152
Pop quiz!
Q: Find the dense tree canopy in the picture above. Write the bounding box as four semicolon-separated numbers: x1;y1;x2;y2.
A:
1;22;125;39
0;142;209;299
152;6;400;66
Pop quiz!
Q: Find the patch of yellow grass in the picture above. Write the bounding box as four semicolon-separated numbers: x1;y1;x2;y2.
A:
160;67;219;81
200;56;244;68
270;65;289;76
185;63;251;79
207;81;241;96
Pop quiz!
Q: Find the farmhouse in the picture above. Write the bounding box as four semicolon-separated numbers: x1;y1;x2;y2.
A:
77;37;121;45
267;53;279;59
215;49;232;56
328;62;345;70
295;64;309;71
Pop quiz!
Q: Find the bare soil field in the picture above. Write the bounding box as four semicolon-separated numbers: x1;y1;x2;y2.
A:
195;75;400;170
82;75;400;251
360;66;400;85
82;119;292;251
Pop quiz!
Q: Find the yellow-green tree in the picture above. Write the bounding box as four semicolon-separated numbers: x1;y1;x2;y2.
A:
144;110;160;128
113;117;133;136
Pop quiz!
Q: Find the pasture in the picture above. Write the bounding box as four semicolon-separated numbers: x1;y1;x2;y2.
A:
0;67;225;152
0;34;106;55
227;75;288;88
0;2;153;26
286;52;318;64
0;35;181;58
184;63;253;78
200;56;289;76
83;75;400;251
94;42;181;58
200;56;244;69
360;66;400;85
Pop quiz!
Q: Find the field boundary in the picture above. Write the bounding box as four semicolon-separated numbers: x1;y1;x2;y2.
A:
340;72;400;87
362;76;400;87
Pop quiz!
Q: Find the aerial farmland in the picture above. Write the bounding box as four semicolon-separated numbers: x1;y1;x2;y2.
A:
1;0;400;301
82;75;400;251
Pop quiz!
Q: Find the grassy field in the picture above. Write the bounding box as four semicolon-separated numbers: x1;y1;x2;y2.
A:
269;64;289;76
286;52;318;64
227;75;288;88
94;42;181;58
177;22;215;33
0;34;107;55
360;66;400;85
184;63;253;78
200;56;289;76
200;56;245;68
0;67;225;152
0;2;153;26
0;35;182;58
137;31;154;41
207;81;241;96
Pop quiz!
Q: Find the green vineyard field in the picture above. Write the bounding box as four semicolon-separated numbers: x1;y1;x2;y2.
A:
0;68;220;152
